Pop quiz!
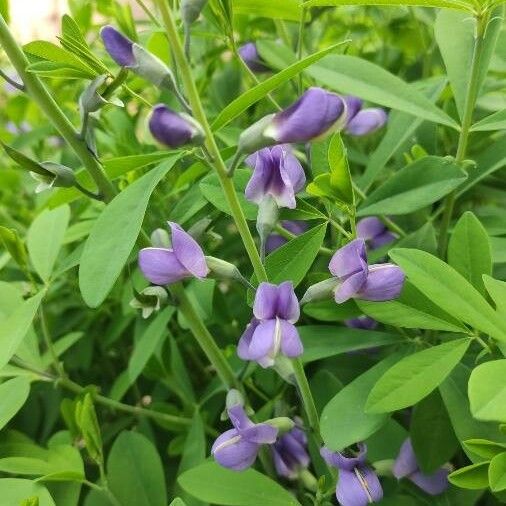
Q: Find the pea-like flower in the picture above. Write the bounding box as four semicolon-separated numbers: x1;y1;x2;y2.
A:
149;104;204;148
321;444;383;506
343;95;388;137
329;239;404;303
393;439;449;496
138;222;209;285
266;221;308;254
245;146;305;209
212;404;278;471
237;87;347;155
238;42;270;73
356;217;395;250
272;424;310;480
238;282;303;368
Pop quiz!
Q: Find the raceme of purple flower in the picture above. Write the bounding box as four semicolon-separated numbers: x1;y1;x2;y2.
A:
321;444;383;506
266;221;308;254
356;217;396;250
237;87;347;154
343;95;388;136
149;104;204;148
344;316;378;330
238;42;270;72
211;404;278;471
245;145;306;209
329;238;405;303
138;221;209;285
393;439;449;496
272;423;310;480
238;281;303;367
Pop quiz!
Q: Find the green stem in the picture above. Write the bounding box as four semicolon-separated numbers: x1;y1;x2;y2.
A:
154;0;268;283
39;306;65;378
170;283;240;390
296;8;306;94
0;15;116;202
438;12;488;258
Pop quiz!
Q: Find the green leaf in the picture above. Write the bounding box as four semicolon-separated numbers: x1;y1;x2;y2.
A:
448;462;490;489
27;206;70;282
410;391;458;473
303;0;471;9
448;212;491;295
0;142;48;175
264;223;327;287
108;432;167;506
0;226;28;268
79;161;177;308
321;353;403;450
0;291;45;370
200;169;257;220
469;360;506;423
299;325;403;363
489;452;506;491
483;276;506;316
464;440;506;460
170;500;187;506
307;55;459;128
0;377;31;431
357;156;467;216
178;461;300;506
128;307;174;385
211;42;344;131
472;109;506;131
389;248;506;342
357;282;468;332
366;339;470;413
233;0;301;20
0;479;55;506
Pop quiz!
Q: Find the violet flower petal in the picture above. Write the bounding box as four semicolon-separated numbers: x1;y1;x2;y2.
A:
238;42;269;73
253;282;279;320
276;281;300;322
357;264;405;301
241;423;278;444
393;439;419;479
169;221;209;278
336;468;374;506
356;217;386;242
334;270;368;304
237;318;259;361
328;239;368;279
100;26;135;67
346;108;387;136
343;96;363;123
149;104;195;148
228;405;254;432
409;468;449;496
138;247;189;285
247;319;277;362
279;320;303;358
212;429;259;471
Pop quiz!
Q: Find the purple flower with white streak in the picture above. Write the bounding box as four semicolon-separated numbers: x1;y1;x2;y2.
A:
266;221;308;254
212;404;278;471
139;222;209;285
342;96;388;137
357;217;396;250
238;42;270;73
321;444;383;506
245;146;305;209
393;439;449;496
329;239;404;304
272;423;310;479
238;282;303;367
344;316;378;330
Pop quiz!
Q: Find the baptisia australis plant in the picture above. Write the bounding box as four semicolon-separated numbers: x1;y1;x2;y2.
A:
321;444;383;506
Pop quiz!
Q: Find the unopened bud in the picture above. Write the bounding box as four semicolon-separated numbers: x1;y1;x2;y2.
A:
264;416;295;434
188;217;212;240
151;228;171;248
257;196;279;260
300;278;340;305
182;0;208;25
226;389;245;410
237;114;276;155
205;256;250;287
30;162;75;193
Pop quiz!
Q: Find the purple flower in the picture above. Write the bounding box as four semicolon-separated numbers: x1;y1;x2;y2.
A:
238;282;303;367
356;217;395;250
138;221;209;285
211;404;278;471
273;424;310;479
100;25;135;67
238;42;270;72
149;104;204;148
393;439;449;496
321;444;383;506
344;316;378;330
245;146;305;209
266;221;308;254
329;239;404;304
342;95;387;137
267;87;346;144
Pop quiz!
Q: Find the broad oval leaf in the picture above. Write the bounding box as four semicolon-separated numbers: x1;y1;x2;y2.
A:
357;156;467;216
489;452;506;492
366;339;471;414
0;478;55;506
0;377;31;431
178;461;300;506
468;360;506;422
389;248;506;342
27;205;70;282
307;55;459;128
472;109;506;132
448;462;490;490
79;160;178;308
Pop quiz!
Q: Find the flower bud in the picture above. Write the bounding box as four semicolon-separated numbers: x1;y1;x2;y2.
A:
129;286;168;319
238;42;270;73
181;0;208;25
263;416;295;434
256;195;279;242
100;25;135;67
205;256;250;287
149;104;205;148
30;162;75;193
151;228;171;248
300;278;340;305
226;389;245;410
